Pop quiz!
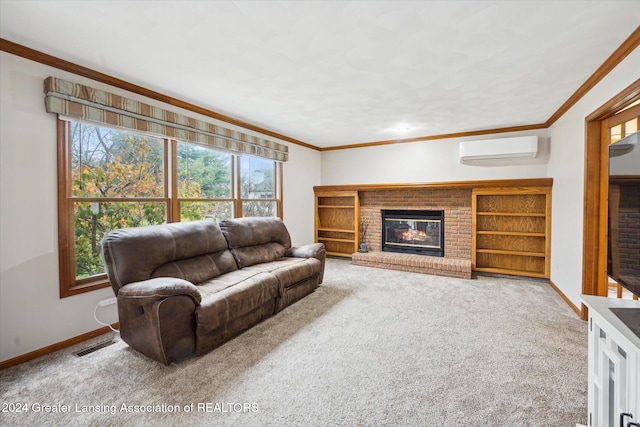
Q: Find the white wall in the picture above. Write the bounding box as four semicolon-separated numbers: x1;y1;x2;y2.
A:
320;130;550;185
283;143;321;246
0;52;321;363
548;47;640;309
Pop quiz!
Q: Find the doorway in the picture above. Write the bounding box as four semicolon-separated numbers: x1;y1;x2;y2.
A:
582;80;640;319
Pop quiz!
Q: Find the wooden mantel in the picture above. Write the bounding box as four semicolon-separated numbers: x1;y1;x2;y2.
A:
314;177;553;193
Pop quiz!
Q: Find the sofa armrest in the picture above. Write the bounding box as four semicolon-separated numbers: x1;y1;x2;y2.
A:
287;243;325;259
287;243;326;284
116;277;201;365
118;277;202;305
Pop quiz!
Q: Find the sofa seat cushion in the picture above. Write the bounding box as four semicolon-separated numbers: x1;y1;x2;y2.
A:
195;269;279;333
245;257;322;292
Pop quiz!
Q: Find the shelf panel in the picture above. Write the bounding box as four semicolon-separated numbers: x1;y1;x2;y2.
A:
476;233;546;254
476;231;546;237
476;215;546;234
317;227;355;233
476;212;545;217
476;193;547;215
475;251;547;278
326;251;353;258
317;209;356;230
473;266;547;279
476;248;545;257
318;237;356;243
318;205;355;209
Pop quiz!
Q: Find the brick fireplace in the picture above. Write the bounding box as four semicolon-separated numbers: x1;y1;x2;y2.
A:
352;188;473;279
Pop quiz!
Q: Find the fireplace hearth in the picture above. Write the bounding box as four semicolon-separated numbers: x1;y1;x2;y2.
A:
382;209;444;257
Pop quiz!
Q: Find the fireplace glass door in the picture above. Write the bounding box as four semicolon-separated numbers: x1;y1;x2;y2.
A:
382;210;444;256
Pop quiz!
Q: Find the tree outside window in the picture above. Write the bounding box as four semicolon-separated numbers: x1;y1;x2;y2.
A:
70;123;166;279
177;141;233;222
58;120;282;297
240;156;278;217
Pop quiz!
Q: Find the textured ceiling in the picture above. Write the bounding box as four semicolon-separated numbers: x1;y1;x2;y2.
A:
1;1;639;148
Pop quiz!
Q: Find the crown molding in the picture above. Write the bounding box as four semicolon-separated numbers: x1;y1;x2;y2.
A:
318;123;547;151
545;25;640;127
0;38;320;151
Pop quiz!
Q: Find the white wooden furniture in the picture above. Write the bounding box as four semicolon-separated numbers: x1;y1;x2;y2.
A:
581;295;640;427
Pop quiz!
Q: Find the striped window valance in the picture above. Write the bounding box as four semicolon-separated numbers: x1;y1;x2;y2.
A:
43;77;288;162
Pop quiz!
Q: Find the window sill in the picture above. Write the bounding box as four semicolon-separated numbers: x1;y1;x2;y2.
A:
61;275;111;298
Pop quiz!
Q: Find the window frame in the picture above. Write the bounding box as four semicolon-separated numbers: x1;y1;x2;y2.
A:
235;156;283;218
57;119;283;298
171;141;237;222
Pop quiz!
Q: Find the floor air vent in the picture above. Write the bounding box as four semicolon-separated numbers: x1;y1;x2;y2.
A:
73;339;117;357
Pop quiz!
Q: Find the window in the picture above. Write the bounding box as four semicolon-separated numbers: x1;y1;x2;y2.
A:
66;122;167;281
58;120;283;297
239;156;281;217
176;141;233;222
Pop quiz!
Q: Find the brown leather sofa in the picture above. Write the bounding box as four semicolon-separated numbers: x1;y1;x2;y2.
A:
101;217;326;365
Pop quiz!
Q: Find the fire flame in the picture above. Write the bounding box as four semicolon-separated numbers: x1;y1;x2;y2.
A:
401;229;428;241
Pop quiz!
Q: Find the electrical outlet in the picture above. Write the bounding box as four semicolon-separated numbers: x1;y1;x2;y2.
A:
98;297;117;307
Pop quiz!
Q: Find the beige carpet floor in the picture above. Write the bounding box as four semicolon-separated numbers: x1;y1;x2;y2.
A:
0;258;588;426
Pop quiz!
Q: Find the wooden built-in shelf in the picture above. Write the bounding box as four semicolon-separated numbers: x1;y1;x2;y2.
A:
314;179;553;274
315;190;360;258
472;186;552;278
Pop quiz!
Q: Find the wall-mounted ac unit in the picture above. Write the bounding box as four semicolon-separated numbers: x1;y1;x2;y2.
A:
459;136;538;163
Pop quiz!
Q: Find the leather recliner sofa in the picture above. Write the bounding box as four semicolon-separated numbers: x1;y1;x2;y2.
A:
101;217;326;365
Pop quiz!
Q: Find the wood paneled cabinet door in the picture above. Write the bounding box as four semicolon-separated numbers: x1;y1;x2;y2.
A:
472;186;551;278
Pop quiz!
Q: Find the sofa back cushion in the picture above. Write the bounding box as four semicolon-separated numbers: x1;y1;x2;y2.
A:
219;217;292;268
102;220;235;294
150;251;238;285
